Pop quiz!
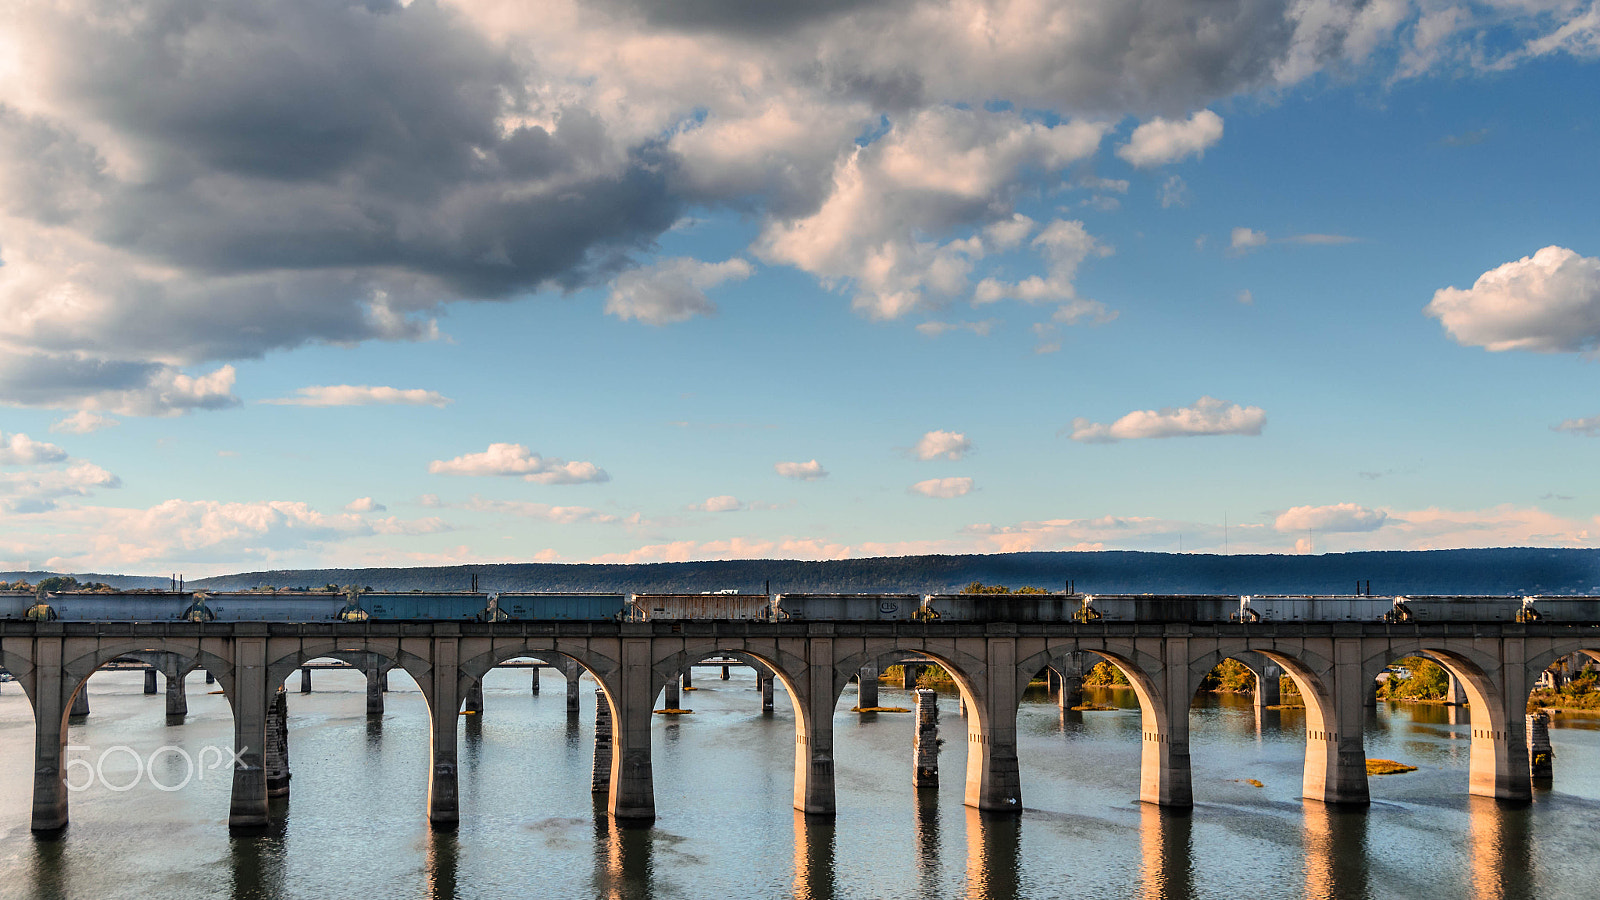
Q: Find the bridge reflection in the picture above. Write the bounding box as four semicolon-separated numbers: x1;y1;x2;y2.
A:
1303;804;1368;900
1468;796;1533;900
1139;805;1193;899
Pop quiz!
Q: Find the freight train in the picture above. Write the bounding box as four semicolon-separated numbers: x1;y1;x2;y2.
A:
2;589;1597;624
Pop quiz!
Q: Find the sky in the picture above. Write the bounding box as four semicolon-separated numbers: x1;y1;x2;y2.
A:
2;0;1600;577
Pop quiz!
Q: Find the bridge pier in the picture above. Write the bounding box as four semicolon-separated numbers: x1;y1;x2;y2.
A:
681;666;692;689
366;666;384;716
1446;671;1467;705
760;669;775;712
966;637;1022;813
463;678;483;714
229;636;271;831
913;689;939;787
299;666;311;693
165;666;188;717
145;668;158;694
1138;645;1192;809
1466;649;1532;803
426;644;461;827
608;641;655;822
564;660;582;718
31;640;68;833
663;674;681;710
1301;641;1370;806
531;666;541;694
857;665;878;710
721;665;730;681
794;639;836;816
1527;711;1553;782
592;687;612;793
264;687;290;798
901;664;920;691
70;682;89;717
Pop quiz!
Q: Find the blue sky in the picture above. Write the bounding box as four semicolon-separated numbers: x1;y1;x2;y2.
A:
2;1;1599;575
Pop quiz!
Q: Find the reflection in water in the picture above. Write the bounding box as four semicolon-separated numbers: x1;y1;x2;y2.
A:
228;818;287;900
425;829;459;900
964;808;1021;900
1468;797;1534;900
793;812;835;900
594;804;655;900
28;833;69;900
914;789;941;896
1138;804;1193;900
1303;804;1368;900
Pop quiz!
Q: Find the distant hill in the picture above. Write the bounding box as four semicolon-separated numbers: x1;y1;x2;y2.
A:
0;571;173;590
180;548;1600;596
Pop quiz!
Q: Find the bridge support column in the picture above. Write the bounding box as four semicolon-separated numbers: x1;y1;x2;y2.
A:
530;666;541;694
663;674;680;710
165;666;188;717
1467;645;1531;803
265;687;291;798
70;684;89;717
857;666;878;710
1139;644;1192;808
31;639;69;832
206;670;215;684
1527;712;1553;782
609;639;655;822
592;687;612;793
464;678;483;714
564;660;582;718
229;635;271;831
299;667;311;693
681;666;692;689
378;666;390;693
145;668;158;694
426;641;461;827
721;665;730;681
914;689;939;787
1446;672;1467;705
794;637;836;816
760;671;774;713
966;636;1022;812
366;667;385;716
1302;640;1370;806
902;664;919;691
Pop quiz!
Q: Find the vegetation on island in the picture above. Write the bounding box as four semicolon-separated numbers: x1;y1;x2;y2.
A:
1366;759;1418;776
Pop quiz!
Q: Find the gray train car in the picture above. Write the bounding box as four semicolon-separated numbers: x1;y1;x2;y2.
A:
1522;596;1600;623
1237;596;1396;623
923;593;1078;622
362;592;489;621
773;593;922;621
198;592;351;622
495;592;628;621
1080;595;1242;623
1391;596;1527;623
39;591;193;621
629;594;773;621
0;591;48;619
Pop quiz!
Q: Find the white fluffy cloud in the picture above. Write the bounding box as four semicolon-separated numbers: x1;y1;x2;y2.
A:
1230;228;1270;253
1116;110;1224;167
1070;396;1266;443
0;431;68;465
972;220;1117;325
0;460;120;513
605;257;754;324
49;411;118;434
1553;414;1600;437
428;443;610;485
344;497;387;513
774;459;828;480
910;476;974;498
913;430;972;461
1274;503;1388;533
264;385;453;407
1426;246;1600;353
694;495;745;512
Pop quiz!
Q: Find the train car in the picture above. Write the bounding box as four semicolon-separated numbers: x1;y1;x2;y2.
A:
773;593;922;621
494;592;628;621
629;594;773;621
1390;596;1527;623
197;592;352;622
41;591;194;621
922;593;1078;622
0;591;43;619
1520;596;1600;623
1081;594;1243;623
362;592;490;621
1237;596;1395;623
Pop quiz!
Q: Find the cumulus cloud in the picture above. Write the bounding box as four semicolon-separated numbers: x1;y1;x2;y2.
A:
1425;246;1600;353
913;430;972;461
1553;414;1600;437
50;411;118;434
1070;396;1266;443
694;495;745;512
910;476;974;498
0;356;240;416
0;461;121;513
1274;503;1388;533
1116;110;1224;167
775;459;828;480
971;219;1117;324
605;256;754;324
0;431;68;465
344;497;387;513
428;443;610;485
1230;228;1270;253
263;385;453;408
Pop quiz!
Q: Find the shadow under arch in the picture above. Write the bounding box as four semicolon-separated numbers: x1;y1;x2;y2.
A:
1360;641;1524;801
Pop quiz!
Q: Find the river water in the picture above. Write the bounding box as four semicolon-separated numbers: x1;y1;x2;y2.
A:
0;665;1596;900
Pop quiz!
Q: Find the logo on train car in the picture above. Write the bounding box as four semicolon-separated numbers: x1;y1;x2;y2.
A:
879;601;899;614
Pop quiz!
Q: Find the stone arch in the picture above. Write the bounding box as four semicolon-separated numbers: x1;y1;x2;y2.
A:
266;639;435;708
61;640;239;714
1523;640;1600;699
456;642;623;715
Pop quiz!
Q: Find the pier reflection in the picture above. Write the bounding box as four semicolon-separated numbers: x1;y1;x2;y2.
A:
964;809;1021;900
424;829;459;900
1467;797;1533;900
793;812;835;900
593;806;655;900
1302;803;1368;900
27;832;68;900
228;818;287;900
1138;805;1193;900
914;789;941;896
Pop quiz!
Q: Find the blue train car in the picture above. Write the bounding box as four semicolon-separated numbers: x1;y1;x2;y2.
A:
363;592;489;621
494;592;628;621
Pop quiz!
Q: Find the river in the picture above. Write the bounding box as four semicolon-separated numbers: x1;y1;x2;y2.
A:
0;665;1596;899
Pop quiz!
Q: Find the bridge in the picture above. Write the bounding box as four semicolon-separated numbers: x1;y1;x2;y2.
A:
4;606;1596;834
